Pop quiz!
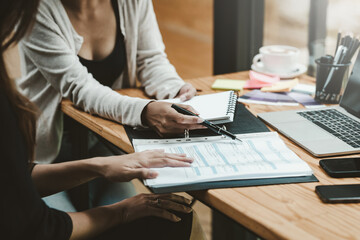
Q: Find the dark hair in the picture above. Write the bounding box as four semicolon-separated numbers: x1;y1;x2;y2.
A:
0;0;40;162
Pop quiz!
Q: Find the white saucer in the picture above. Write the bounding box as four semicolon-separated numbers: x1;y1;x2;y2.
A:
251;63;307;79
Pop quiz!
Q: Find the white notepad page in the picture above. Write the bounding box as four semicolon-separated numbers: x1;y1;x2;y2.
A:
133;132;313;188
162;91;236;124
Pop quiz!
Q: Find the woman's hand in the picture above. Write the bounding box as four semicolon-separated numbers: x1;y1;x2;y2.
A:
98;150;193;182
141;101;206;136
115;193;193;223
68;193;193;239
176;83;197;101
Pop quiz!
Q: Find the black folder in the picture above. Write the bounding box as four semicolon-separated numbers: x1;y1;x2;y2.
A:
125;103;318;193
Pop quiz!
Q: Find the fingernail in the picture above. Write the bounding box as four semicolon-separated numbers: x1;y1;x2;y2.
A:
197;118;204;123
186;199;192;205
175;216;181;222
185;207;193;213
149;171;158;178
180;96;186;102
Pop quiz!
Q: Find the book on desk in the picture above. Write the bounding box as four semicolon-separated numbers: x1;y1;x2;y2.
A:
125;97;318;193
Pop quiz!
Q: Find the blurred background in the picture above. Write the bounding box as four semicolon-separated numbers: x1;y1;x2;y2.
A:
153;0;360;79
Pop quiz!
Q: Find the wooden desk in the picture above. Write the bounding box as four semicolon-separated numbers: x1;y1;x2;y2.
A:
62;71;360;240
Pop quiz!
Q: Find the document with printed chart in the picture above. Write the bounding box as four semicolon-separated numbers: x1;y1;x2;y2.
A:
133;132;313;189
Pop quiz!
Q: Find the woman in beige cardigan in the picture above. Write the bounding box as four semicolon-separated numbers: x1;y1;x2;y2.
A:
18;0;205;213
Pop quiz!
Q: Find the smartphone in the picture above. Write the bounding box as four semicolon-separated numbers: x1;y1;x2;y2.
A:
315;184;360;203
319;158;360;178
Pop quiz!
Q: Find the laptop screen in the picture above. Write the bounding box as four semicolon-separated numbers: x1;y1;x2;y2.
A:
340;52;360;118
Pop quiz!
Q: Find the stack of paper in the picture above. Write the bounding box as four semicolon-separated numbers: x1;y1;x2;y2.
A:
286;92;324;108
238;90;299;106
238;90;323;108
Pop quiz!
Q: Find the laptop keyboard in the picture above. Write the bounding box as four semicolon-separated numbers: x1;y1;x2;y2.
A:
298;109;360;148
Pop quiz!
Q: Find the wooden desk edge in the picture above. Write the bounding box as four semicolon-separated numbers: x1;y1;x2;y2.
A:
61;100;134;153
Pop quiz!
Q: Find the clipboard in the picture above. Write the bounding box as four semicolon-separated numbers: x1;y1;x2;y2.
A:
125;103;318;193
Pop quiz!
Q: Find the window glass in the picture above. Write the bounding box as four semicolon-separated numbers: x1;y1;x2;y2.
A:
264;0;360;68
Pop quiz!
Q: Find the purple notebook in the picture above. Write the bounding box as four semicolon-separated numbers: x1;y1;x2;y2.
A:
238;90;324;108
238;90;299;106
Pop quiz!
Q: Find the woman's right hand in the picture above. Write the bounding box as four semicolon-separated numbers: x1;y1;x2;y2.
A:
141;101;206;136
68;193;193;240
98;150;194;182
115;193;193;223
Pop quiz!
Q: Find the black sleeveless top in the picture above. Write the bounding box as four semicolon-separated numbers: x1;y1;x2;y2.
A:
65;0;126;131
78;0;126;87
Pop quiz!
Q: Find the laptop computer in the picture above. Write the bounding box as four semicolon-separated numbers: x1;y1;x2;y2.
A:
258;54;360;157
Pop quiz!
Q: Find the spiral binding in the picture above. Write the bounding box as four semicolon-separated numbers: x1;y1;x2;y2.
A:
226;91;237;116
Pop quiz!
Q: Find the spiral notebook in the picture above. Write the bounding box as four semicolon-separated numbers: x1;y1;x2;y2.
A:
163;91;237;124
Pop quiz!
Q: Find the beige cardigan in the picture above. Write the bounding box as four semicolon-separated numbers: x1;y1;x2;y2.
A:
18;0;185;163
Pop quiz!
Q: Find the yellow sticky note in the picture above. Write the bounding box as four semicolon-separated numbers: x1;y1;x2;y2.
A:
211;79;246;91
261;78;299;92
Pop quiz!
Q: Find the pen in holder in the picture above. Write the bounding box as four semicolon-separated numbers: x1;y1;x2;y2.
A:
315;58;351;104
315;31;360;104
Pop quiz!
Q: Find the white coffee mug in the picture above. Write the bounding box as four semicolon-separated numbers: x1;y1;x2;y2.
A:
253;45;300;73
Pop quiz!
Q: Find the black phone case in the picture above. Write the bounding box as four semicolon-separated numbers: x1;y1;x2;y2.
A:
315;185;360;203
319;159;360;178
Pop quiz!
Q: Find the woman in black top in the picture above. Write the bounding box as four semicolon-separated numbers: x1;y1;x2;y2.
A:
58;0;135;212
0;1;194;239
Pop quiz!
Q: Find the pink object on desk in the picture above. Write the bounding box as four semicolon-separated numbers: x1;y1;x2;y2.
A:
244;71;280;89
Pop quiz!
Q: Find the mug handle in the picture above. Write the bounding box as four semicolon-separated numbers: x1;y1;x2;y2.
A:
252;54;263;67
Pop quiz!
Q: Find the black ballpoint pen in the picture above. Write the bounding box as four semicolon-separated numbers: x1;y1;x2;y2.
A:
171;104;242;142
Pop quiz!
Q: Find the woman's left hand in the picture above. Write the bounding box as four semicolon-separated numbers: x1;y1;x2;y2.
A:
98;150;193;182
176;83;197;101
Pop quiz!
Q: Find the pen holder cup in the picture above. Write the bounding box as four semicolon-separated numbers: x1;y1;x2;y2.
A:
315;59;351;104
